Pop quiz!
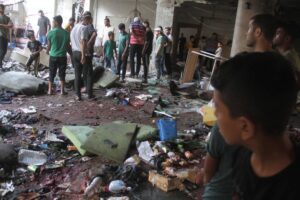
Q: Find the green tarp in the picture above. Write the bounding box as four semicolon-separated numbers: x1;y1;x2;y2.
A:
62;126;94;156
81;123;138;163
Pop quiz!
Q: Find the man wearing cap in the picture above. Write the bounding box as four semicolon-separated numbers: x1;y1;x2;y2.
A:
142;20;153;83
0;4;13;68
154;27;165;81
46;15;71;95
164;27;173;78
37;10;51;46
129;17;146;78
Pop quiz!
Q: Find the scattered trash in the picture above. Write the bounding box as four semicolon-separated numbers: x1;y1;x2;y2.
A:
148;170;184;192
45;131;64;143
82;123;138;163
107;197;130;200
0;181;15;197
108;180;131;194
157;118;177;141
84;176;103;198
138;141;155;163
20;106;37;114
0;110;13;124
62;126;94;156
18;149;47;166
135;94;153;101
199;103;216;126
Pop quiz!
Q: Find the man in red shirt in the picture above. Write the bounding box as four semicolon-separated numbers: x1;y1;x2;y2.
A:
129;17;145;78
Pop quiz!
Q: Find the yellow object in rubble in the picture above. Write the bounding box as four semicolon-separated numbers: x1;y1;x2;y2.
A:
200;105;216;126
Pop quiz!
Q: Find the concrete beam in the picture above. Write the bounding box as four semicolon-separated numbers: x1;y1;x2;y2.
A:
154;0;175;28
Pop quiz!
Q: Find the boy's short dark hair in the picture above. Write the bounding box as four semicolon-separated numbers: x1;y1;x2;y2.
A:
0;4;5;10
53;15;63;25
211;52;297;136
69;17;75;22
278;20;299;40
118;23;125;30
27;32;34;38
250;14;278;42
108;31;114;37
83;11;92;17
83;15;92;21
143;20;150;26
104;16;110;22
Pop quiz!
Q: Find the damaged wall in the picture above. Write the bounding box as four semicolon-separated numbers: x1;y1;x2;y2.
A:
92;0;156;35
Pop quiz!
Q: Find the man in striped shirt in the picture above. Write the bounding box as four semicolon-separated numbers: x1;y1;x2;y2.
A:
129;17;146;78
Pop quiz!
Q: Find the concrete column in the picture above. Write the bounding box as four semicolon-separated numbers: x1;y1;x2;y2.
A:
152;0;175;71
154;0;175;28
231;0;276;56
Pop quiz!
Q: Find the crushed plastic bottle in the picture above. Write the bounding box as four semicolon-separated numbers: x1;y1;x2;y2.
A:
108;180;131;194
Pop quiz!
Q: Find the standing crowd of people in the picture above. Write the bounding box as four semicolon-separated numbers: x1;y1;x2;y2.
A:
1;3;300;200
0;3;175;100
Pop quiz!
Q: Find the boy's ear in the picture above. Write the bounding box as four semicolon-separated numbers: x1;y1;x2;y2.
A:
254;27;262;38
238;116;255;141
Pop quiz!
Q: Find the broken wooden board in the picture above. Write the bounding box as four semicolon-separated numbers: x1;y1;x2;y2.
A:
62;126;94;156
181;48;199;83
81;123;138;163
94;69;119;88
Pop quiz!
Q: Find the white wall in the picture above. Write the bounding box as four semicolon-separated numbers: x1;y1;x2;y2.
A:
93;0;156;42
22;0;56;34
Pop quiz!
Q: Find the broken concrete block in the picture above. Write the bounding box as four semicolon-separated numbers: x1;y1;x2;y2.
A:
94;69;119;88
62;126;94;156
11;48;49;67
39;50;50;67
10;51;28;65
81;123;137;163
0;72;47;95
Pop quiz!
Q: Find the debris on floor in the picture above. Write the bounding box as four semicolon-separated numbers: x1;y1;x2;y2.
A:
0;55;298;200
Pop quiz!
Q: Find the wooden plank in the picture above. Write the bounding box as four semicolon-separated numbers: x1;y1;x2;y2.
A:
181;48;199;83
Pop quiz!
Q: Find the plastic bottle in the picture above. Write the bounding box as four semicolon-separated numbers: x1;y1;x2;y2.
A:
18;149;47;166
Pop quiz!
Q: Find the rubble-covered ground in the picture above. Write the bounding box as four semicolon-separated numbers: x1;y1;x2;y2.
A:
0;51;300;200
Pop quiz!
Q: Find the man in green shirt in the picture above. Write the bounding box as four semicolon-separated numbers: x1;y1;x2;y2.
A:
46;15;71;95
0;4;13;68
117;23;129;82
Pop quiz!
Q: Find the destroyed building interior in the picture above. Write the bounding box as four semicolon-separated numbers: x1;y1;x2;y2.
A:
0;0;300;199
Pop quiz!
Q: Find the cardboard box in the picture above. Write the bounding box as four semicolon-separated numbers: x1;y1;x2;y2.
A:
148;170;184;192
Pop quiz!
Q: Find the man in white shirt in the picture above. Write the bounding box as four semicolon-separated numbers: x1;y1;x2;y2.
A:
70;16;89;101
100;17;115;56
